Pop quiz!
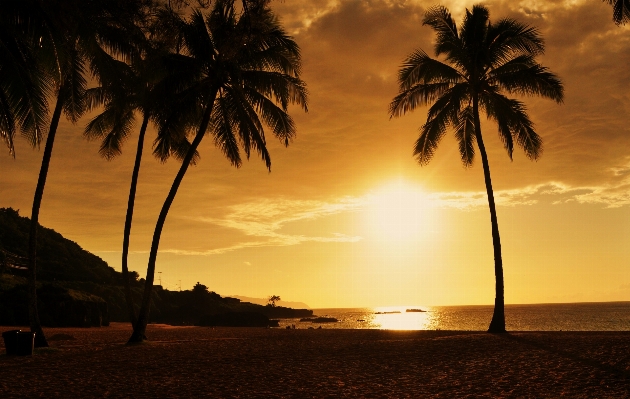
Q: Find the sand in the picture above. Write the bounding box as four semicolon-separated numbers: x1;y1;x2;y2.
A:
1;324;629;398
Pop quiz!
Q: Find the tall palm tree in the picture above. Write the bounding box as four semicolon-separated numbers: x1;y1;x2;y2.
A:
389;5;563;333
604;0;630;24
85;36;198;328
128;0;307;343
17;0;146;347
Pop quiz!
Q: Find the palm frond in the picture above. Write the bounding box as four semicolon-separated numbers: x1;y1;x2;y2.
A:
604;0;630;24
423;6;460;57
486;18;544;67
425;83;469;122
412;84;467;165
454;105;476;167
397;49;463;91
210;94;242;167
84;108;115;141
84;87;112;112
153;94;202;163
391;68;468;121
0;90;16;157
488;57;564;103
169;135;200;166
389;82;453;117
239;70;308;111
242;44;301;76
414;111;449;166
243;86;296;146
0;21;51;148
98;108;135;160
481;91;542;160
61;46;88;123
221;86;272;168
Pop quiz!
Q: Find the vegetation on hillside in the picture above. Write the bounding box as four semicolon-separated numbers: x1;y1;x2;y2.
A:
0;208;311;327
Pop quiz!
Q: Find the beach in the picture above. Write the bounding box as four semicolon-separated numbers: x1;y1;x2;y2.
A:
1;324;629;398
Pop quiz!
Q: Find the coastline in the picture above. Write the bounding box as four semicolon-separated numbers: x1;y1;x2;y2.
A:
1;324;629;397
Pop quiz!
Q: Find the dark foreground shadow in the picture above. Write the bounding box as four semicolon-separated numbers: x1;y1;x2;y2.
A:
499;332;630;380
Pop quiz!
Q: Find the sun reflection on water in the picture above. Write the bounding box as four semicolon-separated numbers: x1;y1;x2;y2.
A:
372;306;435;330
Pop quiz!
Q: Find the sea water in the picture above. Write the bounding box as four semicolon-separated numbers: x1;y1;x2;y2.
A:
276;302;630;331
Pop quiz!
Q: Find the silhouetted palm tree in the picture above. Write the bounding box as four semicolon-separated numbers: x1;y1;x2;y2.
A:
128;0;307;342
604;0;630;24
15;0;146;347
84;15;198;328
389;5;563;332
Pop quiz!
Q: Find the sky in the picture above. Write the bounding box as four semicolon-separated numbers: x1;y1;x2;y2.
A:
1;0;630;308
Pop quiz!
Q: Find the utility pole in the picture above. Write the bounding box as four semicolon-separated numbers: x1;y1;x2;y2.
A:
158;271;162;287
178;280;181;292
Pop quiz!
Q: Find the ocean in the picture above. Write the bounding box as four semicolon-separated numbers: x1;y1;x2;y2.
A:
276;302;630;331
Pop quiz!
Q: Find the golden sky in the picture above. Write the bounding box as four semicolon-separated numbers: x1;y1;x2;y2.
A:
2;0;630;307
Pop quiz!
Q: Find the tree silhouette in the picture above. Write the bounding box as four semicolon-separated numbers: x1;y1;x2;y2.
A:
7;0;146;347
84;5;199;328
268;295;281;307
128;0;307;343
389;4;563;332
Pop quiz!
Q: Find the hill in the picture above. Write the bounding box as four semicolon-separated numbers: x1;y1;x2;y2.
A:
0;208;119;283
0;208;312;326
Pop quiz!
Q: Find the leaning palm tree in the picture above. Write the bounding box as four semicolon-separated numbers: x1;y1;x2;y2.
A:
604;0;630;24
128;0;307;343
389;5;563;332
85;42;198;328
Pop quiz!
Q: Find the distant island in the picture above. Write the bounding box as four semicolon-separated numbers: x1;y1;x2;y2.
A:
0;208;312;327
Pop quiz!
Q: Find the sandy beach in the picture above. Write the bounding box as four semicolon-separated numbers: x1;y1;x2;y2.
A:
1;324;629;398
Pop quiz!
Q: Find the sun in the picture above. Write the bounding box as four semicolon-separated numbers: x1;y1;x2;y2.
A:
364;180;438;243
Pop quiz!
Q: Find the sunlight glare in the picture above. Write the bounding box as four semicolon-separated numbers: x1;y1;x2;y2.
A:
365;180;438;243
373;306;434;330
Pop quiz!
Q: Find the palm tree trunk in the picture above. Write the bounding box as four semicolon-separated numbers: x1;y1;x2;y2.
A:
27;91;64;348
472;94;506;333
121;114;150;329
128;89;219;343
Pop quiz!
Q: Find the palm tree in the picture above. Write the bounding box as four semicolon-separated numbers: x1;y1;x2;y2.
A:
128;0;308;343
389;5;563;332
17;0;146;347
84;28;199;328
604;0;630;24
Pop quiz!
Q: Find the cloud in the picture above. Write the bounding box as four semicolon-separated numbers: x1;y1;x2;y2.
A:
159;197;364;255
432;178;630;210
